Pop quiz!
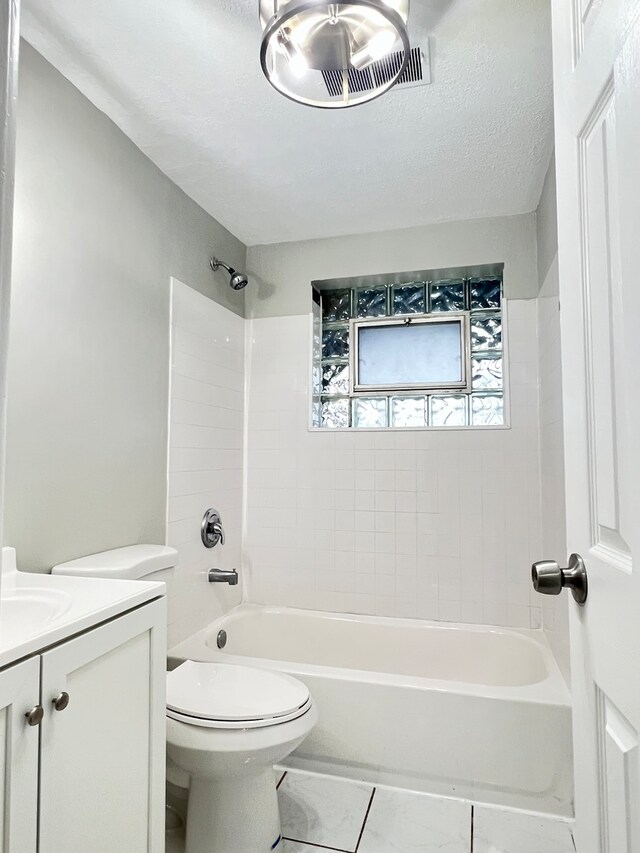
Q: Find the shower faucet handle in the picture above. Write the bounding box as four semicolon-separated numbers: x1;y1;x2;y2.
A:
201;508;225;548
531;553;588;605
210;520;225;545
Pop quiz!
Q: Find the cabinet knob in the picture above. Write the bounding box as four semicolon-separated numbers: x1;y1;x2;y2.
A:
52;692;70;712
25;705;44;726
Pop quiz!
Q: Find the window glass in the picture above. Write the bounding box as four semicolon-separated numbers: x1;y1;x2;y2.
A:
470;278;501;309
353;397;388;428
321;398;349;428
356;287;387;318
322;289;351;322
391;396;428;427
430;280;465;312
357;321;463;389
322;327;349;359
322;362;350;395
392;284;425;315
430;394;468;427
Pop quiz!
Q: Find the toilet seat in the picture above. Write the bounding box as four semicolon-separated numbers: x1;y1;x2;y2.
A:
166;660;312;729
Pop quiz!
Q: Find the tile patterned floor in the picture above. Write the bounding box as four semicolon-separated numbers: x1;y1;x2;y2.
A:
166;768;576;852
357;787;471;853
473;806;576;853
278;771;374;850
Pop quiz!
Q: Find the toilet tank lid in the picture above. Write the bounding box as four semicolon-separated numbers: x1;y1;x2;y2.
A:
51;544;178;579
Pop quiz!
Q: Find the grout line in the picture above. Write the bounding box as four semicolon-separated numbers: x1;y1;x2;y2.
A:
470;804;474;852
277;771;287;789
354;788;376;852
282;839;351;852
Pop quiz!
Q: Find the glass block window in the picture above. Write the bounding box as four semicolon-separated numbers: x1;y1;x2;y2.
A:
313;274;505;429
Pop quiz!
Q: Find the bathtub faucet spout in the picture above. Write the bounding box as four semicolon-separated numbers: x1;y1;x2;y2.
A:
208;568;239;585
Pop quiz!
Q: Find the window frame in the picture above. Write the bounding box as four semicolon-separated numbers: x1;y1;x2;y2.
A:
349;312;471;395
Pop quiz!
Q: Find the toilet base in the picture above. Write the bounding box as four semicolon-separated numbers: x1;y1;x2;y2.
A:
185;768;281;853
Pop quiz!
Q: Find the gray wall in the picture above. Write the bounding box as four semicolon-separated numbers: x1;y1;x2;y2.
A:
247;213;539;318
536;151;558;288
0;0;20;565
4;43;246;571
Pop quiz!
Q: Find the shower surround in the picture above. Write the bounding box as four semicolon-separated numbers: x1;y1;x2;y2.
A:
243;299;542;629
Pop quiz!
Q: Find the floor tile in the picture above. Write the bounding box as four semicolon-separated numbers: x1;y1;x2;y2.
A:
473;806;575;853
358;788;471;853
278;771;374;851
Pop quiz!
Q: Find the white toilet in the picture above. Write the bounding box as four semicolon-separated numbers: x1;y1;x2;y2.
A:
166;660;317;853
52;545;317;853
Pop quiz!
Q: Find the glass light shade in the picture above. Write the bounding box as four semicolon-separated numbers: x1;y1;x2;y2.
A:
259;0;410;108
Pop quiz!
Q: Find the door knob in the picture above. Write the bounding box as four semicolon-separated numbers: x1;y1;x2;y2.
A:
25;705;44;726
52;692;70;712
531;553;588;605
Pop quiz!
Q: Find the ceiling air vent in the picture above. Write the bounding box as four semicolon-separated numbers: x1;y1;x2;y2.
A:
321;42;431;100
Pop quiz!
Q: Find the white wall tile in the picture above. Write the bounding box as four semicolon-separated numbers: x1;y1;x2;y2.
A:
166;281;244;647
244;304;543;628
537;263;571;683
165;288;568;649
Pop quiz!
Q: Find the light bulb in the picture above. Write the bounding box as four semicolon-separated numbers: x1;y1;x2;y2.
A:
351;29;396;70
367;29;397;60
277;27;308;77
289;51;308;77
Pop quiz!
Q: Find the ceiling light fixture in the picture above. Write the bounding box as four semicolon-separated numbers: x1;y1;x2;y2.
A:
259;1;410;109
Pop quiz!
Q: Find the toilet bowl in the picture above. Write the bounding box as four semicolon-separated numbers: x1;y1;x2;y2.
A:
166;660;317;853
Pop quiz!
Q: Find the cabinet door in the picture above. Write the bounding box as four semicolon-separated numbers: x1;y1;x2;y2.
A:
0;656;40;853
38;600;166;853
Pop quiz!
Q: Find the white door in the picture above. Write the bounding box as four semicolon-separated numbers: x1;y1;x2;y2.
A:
552;1;640;850
0;656;40;853
38;602;166;853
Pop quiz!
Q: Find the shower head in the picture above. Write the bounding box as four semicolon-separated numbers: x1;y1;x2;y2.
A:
210;257;249;290
229;271;249;290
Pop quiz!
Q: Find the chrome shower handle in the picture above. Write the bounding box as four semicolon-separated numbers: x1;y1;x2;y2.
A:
201;508;225;548
210;521;225;546
531;553;588;605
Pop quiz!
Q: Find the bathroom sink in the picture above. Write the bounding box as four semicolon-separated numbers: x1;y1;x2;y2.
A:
0;588;73;645
0;545;167;667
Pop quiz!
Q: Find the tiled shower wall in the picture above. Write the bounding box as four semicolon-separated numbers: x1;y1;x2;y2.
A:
166;280;244;646
244;300;543;628
537;258;570;681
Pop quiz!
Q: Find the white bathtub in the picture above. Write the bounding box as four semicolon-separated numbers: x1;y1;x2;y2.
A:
170;605;573;816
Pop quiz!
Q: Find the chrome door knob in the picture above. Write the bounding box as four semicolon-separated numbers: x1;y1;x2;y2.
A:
531;553;588;605
25;705;44;726
52;692;70;712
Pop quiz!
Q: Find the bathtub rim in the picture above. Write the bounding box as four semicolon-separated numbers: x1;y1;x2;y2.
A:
169;603;571;708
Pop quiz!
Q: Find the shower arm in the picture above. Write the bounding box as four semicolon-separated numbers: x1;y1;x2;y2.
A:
210;257;234;275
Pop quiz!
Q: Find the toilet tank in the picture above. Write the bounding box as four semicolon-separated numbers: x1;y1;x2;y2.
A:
51;544;178;588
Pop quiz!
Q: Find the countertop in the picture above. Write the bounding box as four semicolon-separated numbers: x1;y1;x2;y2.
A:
0;546;165;669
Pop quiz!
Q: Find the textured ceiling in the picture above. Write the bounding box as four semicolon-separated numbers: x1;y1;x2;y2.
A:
21;0;554;246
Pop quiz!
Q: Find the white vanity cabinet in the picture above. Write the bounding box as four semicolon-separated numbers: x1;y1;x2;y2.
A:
0;656;40;851
0;598;166;853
